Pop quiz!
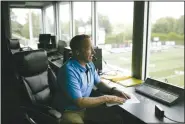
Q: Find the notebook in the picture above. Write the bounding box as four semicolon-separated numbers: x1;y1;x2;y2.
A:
117;78;143;87
101;71;131;82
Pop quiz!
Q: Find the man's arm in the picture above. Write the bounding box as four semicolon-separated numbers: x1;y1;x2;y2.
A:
74;80;126;108
75;95;124;109
96;80;131;99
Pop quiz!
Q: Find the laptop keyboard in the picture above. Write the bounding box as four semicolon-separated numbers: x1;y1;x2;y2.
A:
137;84;159;95
155;91;178;103
135;84;179;105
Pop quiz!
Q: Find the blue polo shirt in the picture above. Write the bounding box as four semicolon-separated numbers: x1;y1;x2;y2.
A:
57;58;101;110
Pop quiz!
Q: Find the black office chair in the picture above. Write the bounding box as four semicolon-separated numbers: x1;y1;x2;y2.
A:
13;49;62;124
58;40;67;54
9;39;32;54
9;39;21;54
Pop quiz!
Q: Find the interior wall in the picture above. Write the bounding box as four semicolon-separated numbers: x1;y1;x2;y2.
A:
1;2;24;124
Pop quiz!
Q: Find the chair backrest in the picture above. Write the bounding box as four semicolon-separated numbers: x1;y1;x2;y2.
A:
9;39;20;49
9;39;21;54
57;40;67;54
14;49;57;106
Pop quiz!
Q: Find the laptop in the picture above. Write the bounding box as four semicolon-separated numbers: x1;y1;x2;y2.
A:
135;78;179;106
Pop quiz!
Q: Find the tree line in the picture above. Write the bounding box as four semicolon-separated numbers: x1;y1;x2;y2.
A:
151;15;184;45
11;9;184;45
104;15;184;45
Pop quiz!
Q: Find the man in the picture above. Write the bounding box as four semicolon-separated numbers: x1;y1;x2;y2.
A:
56;34;130;124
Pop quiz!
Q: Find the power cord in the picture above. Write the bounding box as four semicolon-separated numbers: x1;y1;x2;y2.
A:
100;70;121;75
155;105;184;123
101;57;123;74
164;115;183;123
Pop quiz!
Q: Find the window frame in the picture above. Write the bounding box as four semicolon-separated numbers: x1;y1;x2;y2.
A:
144;2;184;89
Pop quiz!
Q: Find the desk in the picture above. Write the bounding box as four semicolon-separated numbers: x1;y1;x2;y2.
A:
48;52;63;74
104;80;184;123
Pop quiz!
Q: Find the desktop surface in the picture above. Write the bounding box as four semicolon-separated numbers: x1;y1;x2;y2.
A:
107;81;184;123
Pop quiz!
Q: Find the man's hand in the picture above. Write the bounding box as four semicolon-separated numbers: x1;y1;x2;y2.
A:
111;88;131;100
103;95;126;104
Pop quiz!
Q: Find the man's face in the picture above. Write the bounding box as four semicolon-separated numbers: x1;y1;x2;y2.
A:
78;38;95;63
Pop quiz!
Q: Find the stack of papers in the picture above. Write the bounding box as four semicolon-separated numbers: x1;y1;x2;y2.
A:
101;71;131;82
117;78;143;87
106;93;140;107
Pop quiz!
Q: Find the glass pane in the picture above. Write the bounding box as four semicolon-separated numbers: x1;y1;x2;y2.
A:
73;2;92;37
148;2;184;88
59;2;70;43
10;8;42;49
97;2;134;75
45;5;54;35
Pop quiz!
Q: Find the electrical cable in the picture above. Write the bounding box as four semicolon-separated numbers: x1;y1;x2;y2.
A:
101;57;123;75
164;115;184;123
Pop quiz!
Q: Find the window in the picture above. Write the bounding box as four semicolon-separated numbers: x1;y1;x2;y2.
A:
148;2;184;88
45;5;55;35
97;2;134;74
59;2;71;43
10;8;42;49
73;2;92;37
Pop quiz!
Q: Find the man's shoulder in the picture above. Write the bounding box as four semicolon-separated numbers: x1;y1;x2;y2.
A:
61;60;75;71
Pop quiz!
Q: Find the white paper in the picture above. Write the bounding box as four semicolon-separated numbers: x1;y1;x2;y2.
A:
106;93;140;107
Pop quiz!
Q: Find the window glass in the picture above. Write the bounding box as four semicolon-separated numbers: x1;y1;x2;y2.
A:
45;5;54;35
10;8;42;49
97;2;134;74
59;2;71;43
73;2;92;37
148;2;184;88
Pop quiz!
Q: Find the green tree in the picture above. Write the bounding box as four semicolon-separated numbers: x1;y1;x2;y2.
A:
98;14;112;34
21;11;41;39
152;17;176;34
151;16;184;45
10;9;23;35
175;15;184;35
21;23;29;39
87;14;112;34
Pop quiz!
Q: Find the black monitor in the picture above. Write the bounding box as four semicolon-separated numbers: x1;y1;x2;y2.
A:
51;35;56;48
93;47;102;74
39;34;51;44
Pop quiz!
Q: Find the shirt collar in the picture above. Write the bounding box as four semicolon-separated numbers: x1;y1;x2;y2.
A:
71;58;92;72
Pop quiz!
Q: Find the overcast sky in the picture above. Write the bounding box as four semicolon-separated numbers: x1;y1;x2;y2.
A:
12;2;184;25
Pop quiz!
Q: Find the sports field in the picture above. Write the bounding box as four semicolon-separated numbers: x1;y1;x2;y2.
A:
102;46;184;88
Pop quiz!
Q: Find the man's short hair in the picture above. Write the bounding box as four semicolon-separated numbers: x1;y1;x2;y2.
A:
70;34;90;51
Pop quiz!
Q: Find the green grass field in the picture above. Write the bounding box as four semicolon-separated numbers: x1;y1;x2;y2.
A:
102;46;184;88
